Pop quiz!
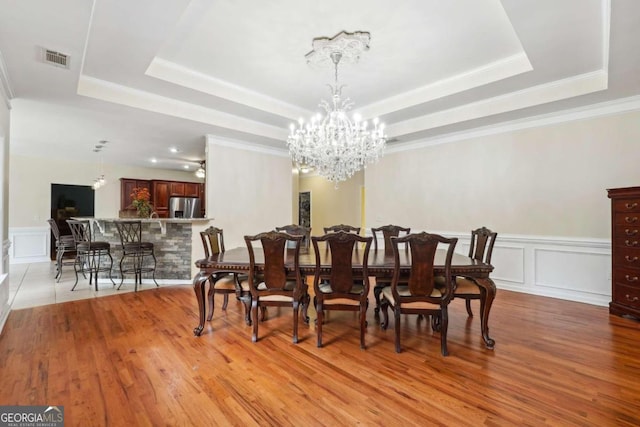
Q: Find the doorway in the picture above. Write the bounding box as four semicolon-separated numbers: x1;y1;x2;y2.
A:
298;191;311;228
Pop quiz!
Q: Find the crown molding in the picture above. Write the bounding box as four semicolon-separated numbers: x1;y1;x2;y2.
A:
205;134;289;158
387;94;640;154
77;75;288;141
0;51;14;109
387;69;608;138
78;0;97;78
146;58;311;121
360;52;532;119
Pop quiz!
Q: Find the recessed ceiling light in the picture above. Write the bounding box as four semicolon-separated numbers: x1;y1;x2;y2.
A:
169;147;179;154
183;165;190;169
150;158;157;163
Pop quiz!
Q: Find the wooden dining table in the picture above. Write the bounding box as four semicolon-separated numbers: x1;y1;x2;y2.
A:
192;245;497;348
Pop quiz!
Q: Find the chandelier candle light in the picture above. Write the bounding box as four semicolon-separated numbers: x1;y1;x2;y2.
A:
287;31;386;184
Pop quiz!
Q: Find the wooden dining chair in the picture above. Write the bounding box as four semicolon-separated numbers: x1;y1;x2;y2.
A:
323;224;361;234
311;231;373;349
201;226;251;325
371;224;411;314
380;232;458;356
454;227;497;317
243;231;310;343
275;224;311;249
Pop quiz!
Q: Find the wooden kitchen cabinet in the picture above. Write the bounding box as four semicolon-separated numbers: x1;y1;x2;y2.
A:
185;182;200;197
122;179;202;218
120;178;151;212
170;182;185;196
152;181;170;218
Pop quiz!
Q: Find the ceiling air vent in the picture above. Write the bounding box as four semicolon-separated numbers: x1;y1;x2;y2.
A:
42;48;70;69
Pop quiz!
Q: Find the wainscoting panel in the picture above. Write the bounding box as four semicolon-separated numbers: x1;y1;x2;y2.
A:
490;245;526;285
493;236;611;307
9;227;50;264
373;229;612;307
534;248;611;294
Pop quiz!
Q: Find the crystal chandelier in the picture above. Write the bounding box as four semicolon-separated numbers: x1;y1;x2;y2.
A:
287;31;386;184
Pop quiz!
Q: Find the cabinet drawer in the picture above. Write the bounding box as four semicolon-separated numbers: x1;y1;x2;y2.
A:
614;247;640;269
614;226;640;238
614;212;640;226
613;199;640;213
614;236;640;249
613;267;640;286
613;283;640;309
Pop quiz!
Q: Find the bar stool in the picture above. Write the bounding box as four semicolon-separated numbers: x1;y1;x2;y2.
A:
47;218;76;282
66;219;115;291
115;220;158;292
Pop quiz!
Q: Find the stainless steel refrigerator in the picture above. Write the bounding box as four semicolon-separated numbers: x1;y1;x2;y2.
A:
168;197;202;218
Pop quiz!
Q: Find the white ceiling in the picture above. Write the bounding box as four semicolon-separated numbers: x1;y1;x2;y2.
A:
0;0;639;171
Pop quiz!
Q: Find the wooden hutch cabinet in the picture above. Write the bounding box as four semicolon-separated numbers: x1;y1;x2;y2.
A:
608;186;640;319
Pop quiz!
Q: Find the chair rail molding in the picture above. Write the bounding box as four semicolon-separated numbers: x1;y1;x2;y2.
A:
365;229;611;307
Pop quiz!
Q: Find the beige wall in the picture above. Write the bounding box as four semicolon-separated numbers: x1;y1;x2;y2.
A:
299;170;363;236
366;110;640;238
9;154;203;228
206;140;292;249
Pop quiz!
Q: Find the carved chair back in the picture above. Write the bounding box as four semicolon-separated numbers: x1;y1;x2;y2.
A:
468;227;497;265
312;231;372;293
323;224;361;234
372;224;411;252
391;232;458;303
275;224;311;248
200;226;225;257
245;231;304;297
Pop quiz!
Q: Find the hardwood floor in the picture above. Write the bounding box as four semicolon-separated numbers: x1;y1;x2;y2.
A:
1;283;640;426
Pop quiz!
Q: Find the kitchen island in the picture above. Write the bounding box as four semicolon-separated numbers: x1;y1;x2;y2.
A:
75;218;213;281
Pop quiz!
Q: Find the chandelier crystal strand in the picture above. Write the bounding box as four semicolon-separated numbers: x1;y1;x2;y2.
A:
287;31;386;185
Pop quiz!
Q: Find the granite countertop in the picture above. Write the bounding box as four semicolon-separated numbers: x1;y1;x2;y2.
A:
72;217;213;234
73;217;213;222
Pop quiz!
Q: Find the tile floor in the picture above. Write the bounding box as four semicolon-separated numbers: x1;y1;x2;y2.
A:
8;261;190;310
